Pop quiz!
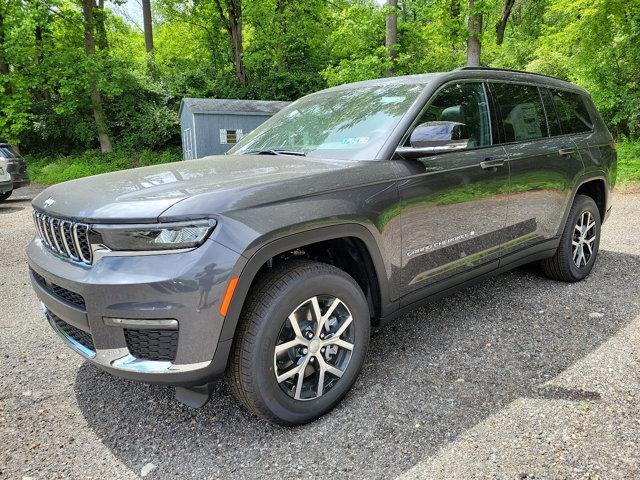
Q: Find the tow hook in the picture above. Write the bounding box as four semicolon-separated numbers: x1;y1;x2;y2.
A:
175;383;215;408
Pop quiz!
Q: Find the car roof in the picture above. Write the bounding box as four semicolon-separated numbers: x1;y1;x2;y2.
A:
322;67;587;96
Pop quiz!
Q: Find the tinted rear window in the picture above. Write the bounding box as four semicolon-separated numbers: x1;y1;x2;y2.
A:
0;146;19;159
491;83;547;142
549;89;593;134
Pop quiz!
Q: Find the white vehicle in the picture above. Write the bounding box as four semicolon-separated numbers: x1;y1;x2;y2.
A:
0;162;13;201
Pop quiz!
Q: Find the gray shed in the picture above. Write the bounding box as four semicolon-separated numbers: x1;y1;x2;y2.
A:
178;98;291;159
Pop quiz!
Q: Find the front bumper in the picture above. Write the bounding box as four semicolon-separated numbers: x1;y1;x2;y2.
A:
0;180;12;193
27;237;244;386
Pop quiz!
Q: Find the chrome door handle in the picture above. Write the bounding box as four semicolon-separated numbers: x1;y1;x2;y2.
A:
558;148;576;156
480;158;505;169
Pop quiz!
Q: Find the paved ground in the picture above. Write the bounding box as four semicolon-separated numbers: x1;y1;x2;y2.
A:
1;186;639;479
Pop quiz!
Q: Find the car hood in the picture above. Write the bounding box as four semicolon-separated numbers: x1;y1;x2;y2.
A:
32;155;372;223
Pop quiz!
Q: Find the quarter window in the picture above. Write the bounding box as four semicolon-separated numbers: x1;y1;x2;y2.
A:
491;83;547;142
549;89;593;134
412;82;491;148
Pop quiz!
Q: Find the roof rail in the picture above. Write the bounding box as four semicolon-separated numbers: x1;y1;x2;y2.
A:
455;66;567;82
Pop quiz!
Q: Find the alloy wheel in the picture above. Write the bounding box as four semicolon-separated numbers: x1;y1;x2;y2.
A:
572;210;597;268
273;296;355;401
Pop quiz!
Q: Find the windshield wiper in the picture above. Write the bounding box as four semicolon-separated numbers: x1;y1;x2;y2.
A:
243;149;306;157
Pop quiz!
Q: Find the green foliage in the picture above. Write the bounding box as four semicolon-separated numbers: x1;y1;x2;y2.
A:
26;148;182;184
0;0;639;167
616;140;640;184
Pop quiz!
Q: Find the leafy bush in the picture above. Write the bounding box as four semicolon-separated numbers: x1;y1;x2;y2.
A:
26;148;182;185
616;140;640;185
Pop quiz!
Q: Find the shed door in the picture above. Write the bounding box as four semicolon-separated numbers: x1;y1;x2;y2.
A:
183;128;194;160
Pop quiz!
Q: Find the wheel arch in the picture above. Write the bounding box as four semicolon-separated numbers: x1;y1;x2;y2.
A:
218;224;393;344
575;177;607;222
557;173;609;237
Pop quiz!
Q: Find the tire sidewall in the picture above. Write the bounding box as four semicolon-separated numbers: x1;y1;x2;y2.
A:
248;268;370;424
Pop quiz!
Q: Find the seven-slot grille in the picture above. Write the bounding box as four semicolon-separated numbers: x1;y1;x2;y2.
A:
33;211;92;264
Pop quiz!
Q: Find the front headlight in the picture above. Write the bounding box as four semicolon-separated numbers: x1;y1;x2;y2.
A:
93;220;216;251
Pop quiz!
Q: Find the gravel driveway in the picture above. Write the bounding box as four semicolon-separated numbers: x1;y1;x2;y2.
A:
1;186;639;479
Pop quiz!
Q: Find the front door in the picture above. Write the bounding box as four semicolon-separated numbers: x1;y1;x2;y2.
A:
394;82;510;299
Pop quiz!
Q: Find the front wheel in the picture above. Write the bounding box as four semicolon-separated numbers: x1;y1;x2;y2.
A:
226;260;370;425
540;194;601;282
0;191;11;202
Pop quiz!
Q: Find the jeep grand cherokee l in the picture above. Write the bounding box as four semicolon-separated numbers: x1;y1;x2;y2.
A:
27;67;616;425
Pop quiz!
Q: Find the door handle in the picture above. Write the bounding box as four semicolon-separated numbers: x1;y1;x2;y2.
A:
558;147;576;156
480;158;505;169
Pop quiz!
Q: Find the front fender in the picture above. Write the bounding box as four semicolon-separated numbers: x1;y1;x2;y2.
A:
216;223;396;346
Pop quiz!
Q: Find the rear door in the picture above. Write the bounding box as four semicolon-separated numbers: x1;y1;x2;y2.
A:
489;82;584;254
395;82;510;298
544;87;598;174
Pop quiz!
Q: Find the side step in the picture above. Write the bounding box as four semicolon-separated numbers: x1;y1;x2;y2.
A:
175;383;214;408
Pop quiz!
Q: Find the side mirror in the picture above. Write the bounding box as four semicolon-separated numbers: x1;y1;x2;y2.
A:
396;121;469;159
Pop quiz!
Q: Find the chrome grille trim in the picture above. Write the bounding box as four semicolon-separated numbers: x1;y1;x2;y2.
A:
60;220;80;260
33;211;93;264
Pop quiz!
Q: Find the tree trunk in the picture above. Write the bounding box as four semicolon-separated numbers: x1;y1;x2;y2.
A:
495;0;515;45
214;0;247;85
385;0;398;77
32;0;51;102
466;0;482;66
229;13;246;85
0;6;11;95
95;0;108;51
142;0;154;52
82;0;113;153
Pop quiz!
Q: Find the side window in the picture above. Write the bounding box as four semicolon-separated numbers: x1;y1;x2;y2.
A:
411;82;491;148
549;89;593;134
491;82;547;142
539;88;563;136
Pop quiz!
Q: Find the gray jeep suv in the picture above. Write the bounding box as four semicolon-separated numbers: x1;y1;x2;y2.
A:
27;67;616;425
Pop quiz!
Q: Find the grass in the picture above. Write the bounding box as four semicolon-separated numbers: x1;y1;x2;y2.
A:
25;148;183;185
24;140;640;187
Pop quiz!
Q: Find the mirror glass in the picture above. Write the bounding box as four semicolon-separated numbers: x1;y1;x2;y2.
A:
409;121;469;150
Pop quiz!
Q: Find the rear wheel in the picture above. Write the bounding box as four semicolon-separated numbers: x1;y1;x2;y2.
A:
0;191;11;201
540;194;601;282
226;260;370;425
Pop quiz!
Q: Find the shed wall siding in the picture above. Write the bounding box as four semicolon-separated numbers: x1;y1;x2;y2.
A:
192;113;272;157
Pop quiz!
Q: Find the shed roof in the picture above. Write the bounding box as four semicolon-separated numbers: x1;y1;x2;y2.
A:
179;98;291;117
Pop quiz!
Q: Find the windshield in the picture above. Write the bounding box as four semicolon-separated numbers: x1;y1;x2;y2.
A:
229;84;425;160
0;146;19;159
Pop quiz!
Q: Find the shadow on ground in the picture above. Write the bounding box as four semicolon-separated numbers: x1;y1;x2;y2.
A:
0;205;25;214
74;249;640;479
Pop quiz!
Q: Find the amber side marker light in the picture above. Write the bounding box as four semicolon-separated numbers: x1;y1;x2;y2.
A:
220;276;239;317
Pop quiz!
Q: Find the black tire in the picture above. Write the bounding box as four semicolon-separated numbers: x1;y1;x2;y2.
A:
0;191;11;201
540;194;601;282
226;260;370;425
